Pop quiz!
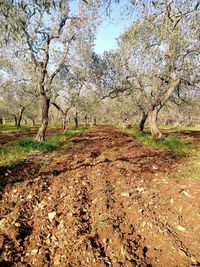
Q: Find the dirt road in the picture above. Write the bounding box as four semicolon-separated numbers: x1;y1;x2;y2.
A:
0;126;200;266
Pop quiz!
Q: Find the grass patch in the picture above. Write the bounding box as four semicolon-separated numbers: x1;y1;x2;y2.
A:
125;128;188;155
0;127;87;165
0;124;32;134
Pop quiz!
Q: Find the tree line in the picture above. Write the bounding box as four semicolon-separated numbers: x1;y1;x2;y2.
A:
0;0;199;140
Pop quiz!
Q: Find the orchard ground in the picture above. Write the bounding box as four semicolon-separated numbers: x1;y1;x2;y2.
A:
0;125;200;266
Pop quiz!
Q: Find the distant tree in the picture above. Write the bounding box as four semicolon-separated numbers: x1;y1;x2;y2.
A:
0;0;99;140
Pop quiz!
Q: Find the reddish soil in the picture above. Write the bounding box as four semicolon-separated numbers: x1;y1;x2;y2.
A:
0;126;200;266
0;128;62;147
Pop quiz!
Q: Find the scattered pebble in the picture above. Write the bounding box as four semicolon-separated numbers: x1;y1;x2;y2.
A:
48;211;56;222
152;165;158;170
120;192;130;197
182;191;190;197
177;226;186;232
31;248;39;255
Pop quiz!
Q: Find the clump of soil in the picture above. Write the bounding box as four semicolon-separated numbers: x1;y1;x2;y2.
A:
0;126;200;266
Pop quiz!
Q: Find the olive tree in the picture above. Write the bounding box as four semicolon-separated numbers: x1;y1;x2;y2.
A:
0;0;99;141
117;0;200;139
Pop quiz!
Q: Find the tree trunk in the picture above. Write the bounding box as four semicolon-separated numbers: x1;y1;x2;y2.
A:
84;114;88;127
149;107;162;140
13;115;18;126
62;114;67;132
93;116;97;126
52;102;68;132
139;112;148;132
32;118;36;126
36;96;50;142
0;116;3;125
74;112;79;128
17;107;25;128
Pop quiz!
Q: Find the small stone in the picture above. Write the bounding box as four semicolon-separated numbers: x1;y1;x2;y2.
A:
27;194;32;199
31;248;39;255
152;165;158;170
38;202;45;209
137;187;145;193
120;192;130;197
48;211;56;222
182;191;190;197
170;199;174;204
13;189;17;193
177;226;186;232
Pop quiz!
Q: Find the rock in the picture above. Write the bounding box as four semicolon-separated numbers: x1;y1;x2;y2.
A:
177;226;186;232
182;191;190;197
120;192;130;197
152;165;158;170
0;218;6;231
137;187;145;193
48;211;56;222
31;248;39;255
27;194;32;199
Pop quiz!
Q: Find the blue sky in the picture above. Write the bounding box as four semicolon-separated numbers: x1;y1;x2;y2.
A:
94;2;134;54
94;18;130;54
69;0;134;55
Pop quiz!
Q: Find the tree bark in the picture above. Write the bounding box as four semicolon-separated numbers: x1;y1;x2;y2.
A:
74;111;79;128
36;96;50;141
148;79;180;140
52;102;68;132
84;114;88;127
13;115;18;126
139;112;148;132
149;107;162;140
17;107;25;128
62;114;67;132
32;118;36;126
93;116;97;126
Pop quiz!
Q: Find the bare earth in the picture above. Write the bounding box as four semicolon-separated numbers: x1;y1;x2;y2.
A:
0;126;200;266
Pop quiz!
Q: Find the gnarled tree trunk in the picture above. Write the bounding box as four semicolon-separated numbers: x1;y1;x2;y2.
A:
84;114;88;127
93;116;97;126
52;102;67;132
149;107;162;140
148;79;180;140
139;111;148;132
62;114;67;132
36;96;50;142
31;118;36;126
13;115;18;126
74;111;79;128
17;107;25;128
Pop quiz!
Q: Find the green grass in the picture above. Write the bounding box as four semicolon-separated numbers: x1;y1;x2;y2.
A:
0;127;87;165
0;124;33;134
125;128;188;155
159;124;200;132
